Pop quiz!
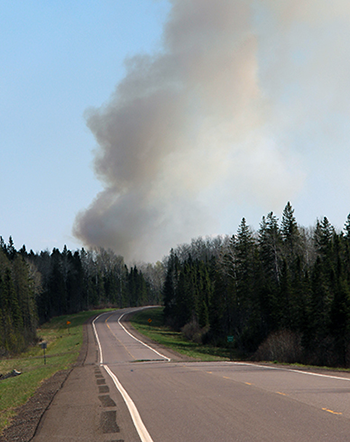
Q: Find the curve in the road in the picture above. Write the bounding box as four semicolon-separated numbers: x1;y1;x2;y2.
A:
118;311;171;362
92;309;350;441
92;307;169;442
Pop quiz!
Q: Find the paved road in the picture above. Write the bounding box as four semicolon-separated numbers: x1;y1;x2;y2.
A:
96;308;350;442
32;307;350;441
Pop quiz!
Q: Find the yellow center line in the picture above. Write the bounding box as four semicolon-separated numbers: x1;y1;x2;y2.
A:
322;408;342;415
245;382;253;385
276;391;286;396
105;315;136;360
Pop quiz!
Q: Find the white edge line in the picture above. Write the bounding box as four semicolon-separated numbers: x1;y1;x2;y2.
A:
118;309;171;362
230;361;350;382
92;310;154;442
92;312;105;365
103;364;154;442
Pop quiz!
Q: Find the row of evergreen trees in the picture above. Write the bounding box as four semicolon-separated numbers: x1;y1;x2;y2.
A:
0;239;162;355
3;202;350;367
0;238;38;355
163;203;350;367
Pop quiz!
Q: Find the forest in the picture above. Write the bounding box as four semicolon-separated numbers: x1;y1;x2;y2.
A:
0;238;163;355
163;203;350;367
2;202;350;367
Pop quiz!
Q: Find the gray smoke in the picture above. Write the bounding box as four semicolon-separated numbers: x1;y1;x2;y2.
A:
73;0;349;262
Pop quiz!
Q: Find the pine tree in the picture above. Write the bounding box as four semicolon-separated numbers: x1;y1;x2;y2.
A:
232;218;260;350
281;203;298;241
342;214;350;282
281;202;301;263
257;212;285;336
314;217;334;258
7;236;16;260
12;255;38;344
49;249;67;316
67;251;84;313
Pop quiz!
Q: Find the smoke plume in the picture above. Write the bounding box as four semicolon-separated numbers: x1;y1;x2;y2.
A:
73;0;349;262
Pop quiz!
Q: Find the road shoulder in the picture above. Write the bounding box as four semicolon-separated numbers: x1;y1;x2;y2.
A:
1;313;142;442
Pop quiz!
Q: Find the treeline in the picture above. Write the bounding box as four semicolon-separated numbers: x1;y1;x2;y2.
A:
0;238;38;355
4;201;350;368
163;203;350;367
0;239;163;355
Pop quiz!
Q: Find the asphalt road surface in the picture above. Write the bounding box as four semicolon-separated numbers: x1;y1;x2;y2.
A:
32;307;350;441
94;308;350;442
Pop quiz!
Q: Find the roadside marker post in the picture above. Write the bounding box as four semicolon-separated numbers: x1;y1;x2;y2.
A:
40;342;47;365
67;320;71;334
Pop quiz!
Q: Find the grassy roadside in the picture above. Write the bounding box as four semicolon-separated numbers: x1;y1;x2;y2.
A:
131;307;350;376
130;307;235;361
0;309;111;433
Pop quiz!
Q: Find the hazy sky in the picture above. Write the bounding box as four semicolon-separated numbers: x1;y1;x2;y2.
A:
2;1;350;262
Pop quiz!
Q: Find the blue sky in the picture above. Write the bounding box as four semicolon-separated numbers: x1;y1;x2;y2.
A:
1;1;350;262
1;1;170;253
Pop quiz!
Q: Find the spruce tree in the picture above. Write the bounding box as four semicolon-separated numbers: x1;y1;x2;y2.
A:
232;218;259;350
257;212;283;335
314;217;334;258
281;202;301;261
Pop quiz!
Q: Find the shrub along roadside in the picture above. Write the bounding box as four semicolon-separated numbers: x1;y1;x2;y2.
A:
130;307;239;361
131;308;350;378
0;309;112;434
